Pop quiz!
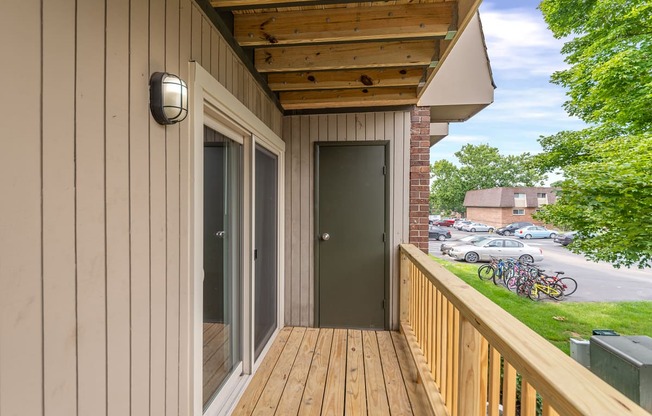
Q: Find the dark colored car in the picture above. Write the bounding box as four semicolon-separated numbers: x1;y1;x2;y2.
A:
429;225;452;241
554;231;576;246
496;221;533;236
434;218;455;227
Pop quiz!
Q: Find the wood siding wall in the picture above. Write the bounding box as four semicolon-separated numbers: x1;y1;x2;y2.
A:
0;1;281;416
283;112;411;329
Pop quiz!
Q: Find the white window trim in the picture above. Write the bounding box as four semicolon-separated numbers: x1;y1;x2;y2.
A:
188;62;285;416
512;209;525;215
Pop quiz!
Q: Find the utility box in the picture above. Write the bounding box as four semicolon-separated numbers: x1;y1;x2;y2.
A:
590;335;652;412
570;338;590;368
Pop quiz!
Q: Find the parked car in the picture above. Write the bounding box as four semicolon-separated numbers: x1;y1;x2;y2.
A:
440;235;497;255
461;222;495;233
448;238;544;263
495;221;533;236
428;225;452;241
454;220;472;230
515;225;558;239
434;218;455;227
554;231;576;246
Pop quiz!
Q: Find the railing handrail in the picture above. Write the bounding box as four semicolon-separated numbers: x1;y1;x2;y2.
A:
399;243;648;416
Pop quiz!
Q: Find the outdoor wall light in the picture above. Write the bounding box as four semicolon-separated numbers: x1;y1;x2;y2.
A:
149;72;188;125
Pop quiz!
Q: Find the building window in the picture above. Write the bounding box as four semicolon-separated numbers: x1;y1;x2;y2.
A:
537;192;546;198
513;209;525;215
514;193;527;207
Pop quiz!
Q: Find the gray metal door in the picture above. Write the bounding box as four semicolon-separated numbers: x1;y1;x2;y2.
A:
316;143;387;329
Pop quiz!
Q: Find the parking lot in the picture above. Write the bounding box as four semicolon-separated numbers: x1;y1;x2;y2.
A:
429;228;652;302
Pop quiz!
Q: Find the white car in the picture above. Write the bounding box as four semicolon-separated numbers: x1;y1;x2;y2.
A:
461;222;495;233
448;238;544;263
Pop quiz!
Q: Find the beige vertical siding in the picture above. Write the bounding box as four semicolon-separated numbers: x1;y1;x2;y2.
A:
282;112;411;329
0;1;282;415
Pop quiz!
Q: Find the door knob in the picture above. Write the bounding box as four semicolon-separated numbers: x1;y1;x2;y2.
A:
321;233;330;241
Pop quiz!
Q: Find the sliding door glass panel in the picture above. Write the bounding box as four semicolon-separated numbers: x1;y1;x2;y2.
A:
203;126;242;408
254;145;278;359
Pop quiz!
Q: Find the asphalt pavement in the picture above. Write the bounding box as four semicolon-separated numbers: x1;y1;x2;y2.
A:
429;228;652;302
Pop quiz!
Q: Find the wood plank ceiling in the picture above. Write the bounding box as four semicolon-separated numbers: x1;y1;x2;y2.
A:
211;0;481;112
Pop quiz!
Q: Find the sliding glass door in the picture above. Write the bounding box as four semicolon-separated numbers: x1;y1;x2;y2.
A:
254;145;278;360
203;126;242;408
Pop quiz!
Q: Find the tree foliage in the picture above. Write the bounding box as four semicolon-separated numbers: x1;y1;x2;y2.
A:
534;0;652;267
430;144;545;213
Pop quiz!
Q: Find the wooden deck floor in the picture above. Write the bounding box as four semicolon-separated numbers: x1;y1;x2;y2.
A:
232;327;434;416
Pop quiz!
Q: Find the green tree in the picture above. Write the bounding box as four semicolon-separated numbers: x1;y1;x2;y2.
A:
430;144;545;213
534;0;652;268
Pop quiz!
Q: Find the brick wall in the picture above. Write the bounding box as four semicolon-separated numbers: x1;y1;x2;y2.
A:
467;207;546;227
409;106;430;252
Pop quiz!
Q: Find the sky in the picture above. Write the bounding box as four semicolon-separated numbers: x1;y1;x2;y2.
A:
430;0;586;183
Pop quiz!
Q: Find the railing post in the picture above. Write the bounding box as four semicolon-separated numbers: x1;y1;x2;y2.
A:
399;250;410;324
457;315;483;416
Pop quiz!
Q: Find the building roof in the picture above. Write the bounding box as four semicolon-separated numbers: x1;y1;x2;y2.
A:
464;187;558;208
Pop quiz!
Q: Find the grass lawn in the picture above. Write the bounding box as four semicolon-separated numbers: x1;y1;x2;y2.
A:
431;256;652;354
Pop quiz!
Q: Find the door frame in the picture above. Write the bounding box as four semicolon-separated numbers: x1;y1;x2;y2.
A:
313;141;390;329
188;62;285;416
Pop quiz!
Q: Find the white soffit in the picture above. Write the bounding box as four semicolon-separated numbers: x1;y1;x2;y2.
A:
418;13;495;122
430;122;449;147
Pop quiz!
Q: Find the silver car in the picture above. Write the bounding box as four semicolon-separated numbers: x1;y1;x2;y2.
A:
440;235;497;255
448;238;544;263
461;222;495;232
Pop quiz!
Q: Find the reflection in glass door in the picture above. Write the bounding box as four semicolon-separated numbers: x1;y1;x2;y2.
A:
203;126;242;408
254;145;278;359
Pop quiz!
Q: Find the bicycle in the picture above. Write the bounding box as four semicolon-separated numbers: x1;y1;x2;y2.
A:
518;275;565;301
478;257;511;285
529;266;578;296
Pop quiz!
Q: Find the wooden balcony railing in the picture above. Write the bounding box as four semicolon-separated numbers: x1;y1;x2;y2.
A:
398;243;649;416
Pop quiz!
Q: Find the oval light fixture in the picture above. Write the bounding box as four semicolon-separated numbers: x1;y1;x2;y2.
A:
149;72;188;125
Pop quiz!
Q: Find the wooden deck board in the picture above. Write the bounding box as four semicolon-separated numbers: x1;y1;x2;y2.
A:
345;330;367;415
297;328;333;416
253;327;307;415
234;327;438;415
377;331;413;416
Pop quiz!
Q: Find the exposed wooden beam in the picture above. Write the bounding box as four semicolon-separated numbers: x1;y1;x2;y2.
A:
280;87;418;110
234;3;454;46
267;68;424;91
211;0;359;10
255;40;435;72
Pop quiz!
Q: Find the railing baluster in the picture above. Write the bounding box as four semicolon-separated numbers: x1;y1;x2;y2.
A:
446;301;454;411
502;361;517;416
542;401;560;416
427;283;433;371
479;338;489;416
435;289;442;386
521;377;537;416
456;315;483;416
487;347;501;416
441;297;449;407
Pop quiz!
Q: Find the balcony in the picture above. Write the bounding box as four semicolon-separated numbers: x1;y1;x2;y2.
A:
233;244;649;415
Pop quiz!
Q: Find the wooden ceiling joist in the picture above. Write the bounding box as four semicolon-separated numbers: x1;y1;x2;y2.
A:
234;3;454;46
208;0;482;111
255;40;436;72
212;0;348;11
280;87;418;110
267;67;425;91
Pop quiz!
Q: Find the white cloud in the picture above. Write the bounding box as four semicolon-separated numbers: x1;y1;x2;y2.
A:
480;3;567;78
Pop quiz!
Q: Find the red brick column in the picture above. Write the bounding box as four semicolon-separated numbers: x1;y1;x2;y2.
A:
409;106;430;253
